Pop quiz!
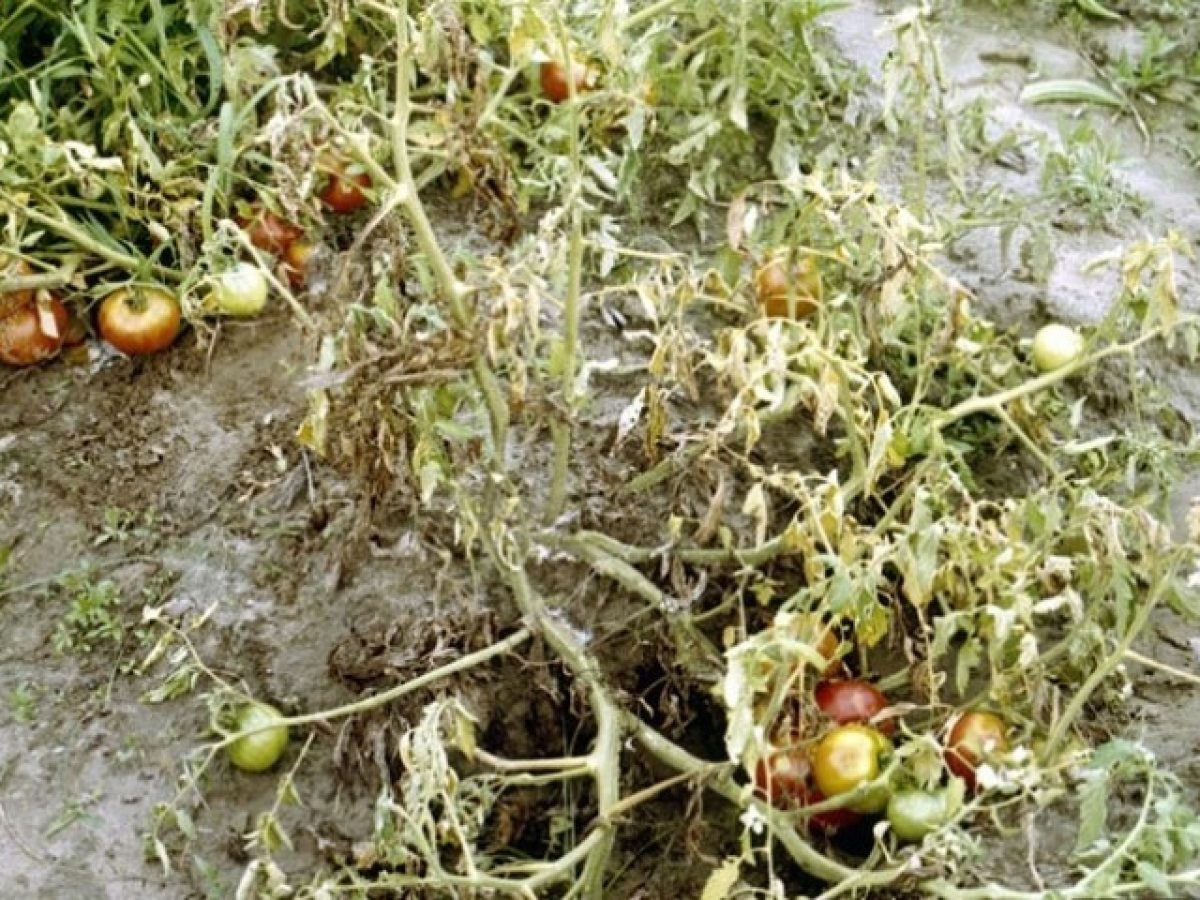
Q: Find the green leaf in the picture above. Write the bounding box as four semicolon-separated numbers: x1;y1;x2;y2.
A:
1075;773;1108;854
1136;861;1173;896
1020;80;1124;109
700;857;742;900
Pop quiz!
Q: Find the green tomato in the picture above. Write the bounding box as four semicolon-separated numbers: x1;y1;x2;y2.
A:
227;702;289;773
211;263;269;317
887;788;949;842
1031;323;1083;373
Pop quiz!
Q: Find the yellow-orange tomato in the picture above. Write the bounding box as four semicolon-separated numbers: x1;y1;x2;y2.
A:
754;253;823;319
98;287;181;356
811;724;890;813
283;240;318;290
0;295;69;367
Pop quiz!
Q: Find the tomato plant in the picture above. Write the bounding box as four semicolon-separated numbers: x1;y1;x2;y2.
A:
540;60;592;103
227;702;289;773
886;788;950;842
319;159;371;214
1031;323;1084;373
814;679;895;735
238;207;303;256
811;724;890;813
945;711;1008;789
0;295;68;367
754;252;823;319
209;263;268;317
98;287;181;356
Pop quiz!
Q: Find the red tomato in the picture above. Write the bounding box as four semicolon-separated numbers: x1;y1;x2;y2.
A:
283;239;317;290
945;711;1008;790
814;679;895;736
238;206;303;256
318;160;371;214
0;295;68;367
754;253;823;319
98;287;181;356
540;60;592;103
753;744;861;832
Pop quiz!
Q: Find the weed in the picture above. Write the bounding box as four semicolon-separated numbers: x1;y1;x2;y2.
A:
52;574;124;655
1041;122;1144;228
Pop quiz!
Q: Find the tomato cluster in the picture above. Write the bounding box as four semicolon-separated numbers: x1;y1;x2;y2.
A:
750;634;1011;844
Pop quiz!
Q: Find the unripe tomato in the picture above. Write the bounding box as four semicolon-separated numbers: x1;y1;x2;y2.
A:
811;724;890;813
98;286;181;356
0;295;69;367
0;255;35;316
227;702;289;773
237;206;303;256
887;788;950;842
210;263;269;317
754;253;823;319
319;159;371;214
540;60;592;103
753;743;861;832
283;239;317;290
1031;323;1083;373
814;679;895;736
945;710;1008;790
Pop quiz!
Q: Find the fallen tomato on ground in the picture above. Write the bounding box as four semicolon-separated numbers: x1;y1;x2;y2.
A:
227;702;289;773
0;295;69;367
98;286;181;356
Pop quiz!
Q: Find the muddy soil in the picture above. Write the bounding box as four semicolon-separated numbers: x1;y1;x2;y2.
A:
2;2;1199;898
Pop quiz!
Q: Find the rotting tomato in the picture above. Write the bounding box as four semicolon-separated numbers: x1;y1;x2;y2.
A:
238;206;303;256
887;788;950;842
209;263;268;317
0;295;68;367
945;710;1008;790
227;702;289;773
1031;323;1084;373
811;724;890;813
318;159;371;214
814;679;895;736
754;252;823;319
98;286;181;356
283;239;317;290
540;60;592;103
753;742;861;832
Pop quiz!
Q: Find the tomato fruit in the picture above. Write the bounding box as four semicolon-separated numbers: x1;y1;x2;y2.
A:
0;255;35;316
283;239;317;290
0;295;68;367
811;724;890;813
754;253;823;319
887;788;949;842
945;710;1008;789
227;702;289;773
319;159;371;214
814;679;895;736
238;206;303;256
753;744;861;832
98;287;181;356
210;263;269;317
1031;323;1083;373
540;60;592;103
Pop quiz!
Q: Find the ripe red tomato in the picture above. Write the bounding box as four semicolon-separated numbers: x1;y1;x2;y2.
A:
814;679;895;736
540;60;592;103
283;239;317;289
0;295;68;367
318;160;371;214
238;206;303;256
753;743;861;832
754;253;823;319
811;724;890;813
98;287;181;356
945;711;1008;790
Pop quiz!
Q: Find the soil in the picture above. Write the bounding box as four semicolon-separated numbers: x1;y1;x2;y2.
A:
2;2;1199;898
